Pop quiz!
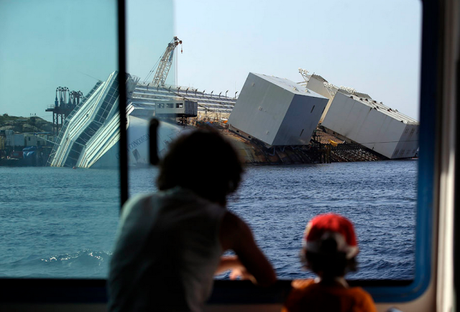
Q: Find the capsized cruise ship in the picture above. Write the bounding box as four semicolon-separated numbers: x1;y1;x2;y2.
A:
46;66;418;168
47;71;238;168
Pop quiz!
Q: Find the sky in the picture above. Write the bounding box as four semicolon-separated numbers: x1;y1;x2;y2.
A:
0;0;421;122
173;0;422;119
0;0;118;121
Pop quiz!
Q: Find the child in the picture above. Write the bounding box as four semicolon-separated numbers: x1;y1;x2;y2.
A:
282;213;377;312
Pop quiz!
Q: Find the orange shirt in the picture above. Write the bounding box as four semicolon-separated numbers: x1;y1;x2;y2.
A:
282;279;377;312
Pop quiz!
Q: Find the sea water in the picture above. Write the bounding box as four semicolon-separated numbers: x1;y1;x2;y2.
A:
0;160;416;280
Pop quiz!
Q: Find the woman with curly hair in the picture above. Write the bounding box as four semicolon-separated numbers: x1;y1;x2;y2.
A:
109;129;276;312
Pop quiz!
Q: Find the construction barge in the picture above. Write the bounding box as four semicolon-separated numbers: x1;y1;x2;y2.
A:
223;128;387;165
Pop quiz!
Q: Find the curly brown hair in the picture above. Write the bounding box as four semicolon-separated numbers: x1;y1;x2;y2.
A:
156;129;244;206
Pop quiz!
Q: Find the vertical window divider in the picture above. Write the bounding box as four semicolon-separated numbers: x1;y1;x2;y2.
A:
117;0;128;209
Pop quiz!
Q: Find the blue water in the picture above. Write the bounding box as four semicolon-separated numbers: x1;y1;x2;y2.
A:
0;160;416;280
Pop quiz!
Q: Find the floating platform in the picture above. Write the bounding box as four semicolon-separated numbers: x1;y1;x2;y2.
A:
222;128;387;165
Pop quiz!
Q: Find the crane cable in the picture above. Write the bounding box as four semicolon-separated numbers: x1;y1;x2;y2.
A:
143;55;162;84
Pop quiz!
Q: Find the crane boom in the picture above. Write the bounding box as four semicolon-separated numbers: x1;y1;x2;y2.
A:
298;68;310;83
151;36;182;87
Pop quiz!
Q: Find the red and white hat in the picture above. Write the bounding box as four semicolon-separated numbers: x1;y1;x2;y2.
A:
302;213;359;259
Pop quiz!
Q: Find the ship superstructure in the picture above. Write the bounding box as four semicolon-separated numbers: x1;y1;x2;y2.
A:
132;83;236;116
47;36;239;168
48;72;133;168
136;36;236;118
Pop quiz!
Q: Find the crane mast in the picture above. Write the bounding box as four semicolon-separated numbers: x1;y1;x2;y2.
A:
151;36;182;87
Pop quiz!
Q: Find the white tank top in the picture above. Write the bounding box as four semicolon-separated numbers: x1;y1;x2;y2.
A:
108;187;225;312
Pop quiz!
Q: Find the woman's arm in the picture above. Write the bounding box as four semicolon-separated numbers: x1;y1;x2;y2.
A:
215;255;257;282
219;211;277;286
215;255;241;275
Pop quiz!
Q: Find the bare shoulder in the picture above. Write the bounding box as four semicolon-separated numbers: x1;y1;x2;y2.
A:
221;211;248;230
219;211;252;251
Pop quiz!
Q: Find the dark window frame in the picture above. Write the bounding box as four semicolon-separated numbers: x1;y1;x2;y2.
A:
0;0;440;305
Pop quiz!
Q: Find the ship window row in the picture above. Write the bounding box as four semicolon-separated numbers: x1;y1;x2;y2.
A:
157;103;185;109
132;92;236;108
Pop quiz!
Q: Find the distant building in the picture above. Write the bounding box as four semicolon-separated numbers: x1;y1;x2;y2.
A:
5;131;24;147
0;135;5;151
228;73;328;146
24;134;47;147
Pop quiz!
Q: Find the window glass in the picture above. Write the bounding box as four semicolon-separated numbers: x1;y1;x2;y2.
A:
125;0;174;195
0;0;421;284
0;0;119;278
126;0;421;282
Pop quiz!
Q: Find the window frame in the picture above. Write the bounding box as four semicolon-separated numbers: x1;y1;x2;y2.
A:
0;0;439;305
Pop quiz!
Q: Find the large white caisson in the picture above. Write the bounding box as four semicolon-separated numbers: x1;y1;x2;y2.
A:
299;70;419;159
228;73;328;146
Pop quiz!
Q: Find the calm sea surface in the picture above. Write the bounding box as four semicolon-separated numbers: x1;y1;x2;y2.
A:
0;160;416;280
